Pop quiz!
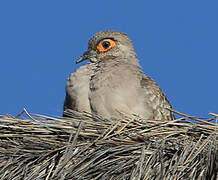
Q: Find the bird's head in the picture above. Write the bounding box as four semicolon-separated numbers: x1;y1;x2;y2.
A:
76;31;138;64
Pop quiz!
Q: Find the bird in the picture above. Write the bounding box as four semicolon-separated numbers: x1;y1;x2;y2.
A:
63;30;174;121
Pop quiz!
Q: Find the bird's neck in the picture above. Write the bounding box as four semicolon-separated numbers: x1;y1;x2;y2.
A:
97;55;141;68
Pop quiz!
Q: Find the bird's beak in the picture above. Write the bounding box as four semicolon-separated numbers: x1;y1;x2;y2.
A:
76;49;98;64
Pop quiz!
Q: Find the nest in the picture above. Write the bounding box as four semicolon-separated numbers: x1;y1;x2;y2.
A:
0;109;217;180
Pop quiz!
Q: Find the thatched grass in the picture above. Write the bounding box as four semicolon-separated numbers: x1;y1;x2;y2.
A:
0;109;217;180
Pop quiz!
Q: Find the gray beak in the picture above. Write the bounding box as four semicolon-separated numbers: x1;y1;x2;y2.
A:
76;49;98;64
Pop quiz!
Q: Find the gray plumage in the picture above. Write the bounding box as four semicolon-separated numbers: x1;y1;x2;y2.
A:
63;63;95;115
63;31;174;121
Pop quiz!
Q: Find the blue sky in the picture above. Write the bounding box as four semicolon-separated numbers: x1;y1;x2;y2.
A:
0;1;217;118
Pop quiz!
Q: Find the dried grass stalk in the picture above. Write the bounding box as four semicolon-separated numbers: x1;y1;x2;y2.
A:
0;109;217;180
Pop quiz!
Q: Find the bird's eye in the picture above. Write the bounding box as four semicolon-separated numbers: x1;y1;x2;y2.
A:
97;39;116;52
102;41;111;49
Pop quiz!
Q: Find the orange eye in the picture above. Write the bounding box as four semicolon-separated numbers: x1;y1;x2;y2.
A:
96;39;116;52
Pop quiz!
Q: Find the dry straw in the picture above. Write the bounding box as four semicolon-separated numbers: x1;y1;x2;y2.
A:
0;109;217;180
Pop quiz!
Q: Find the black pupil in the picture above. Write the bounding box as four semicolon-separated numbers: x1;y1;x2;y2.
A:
102;41;111;49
